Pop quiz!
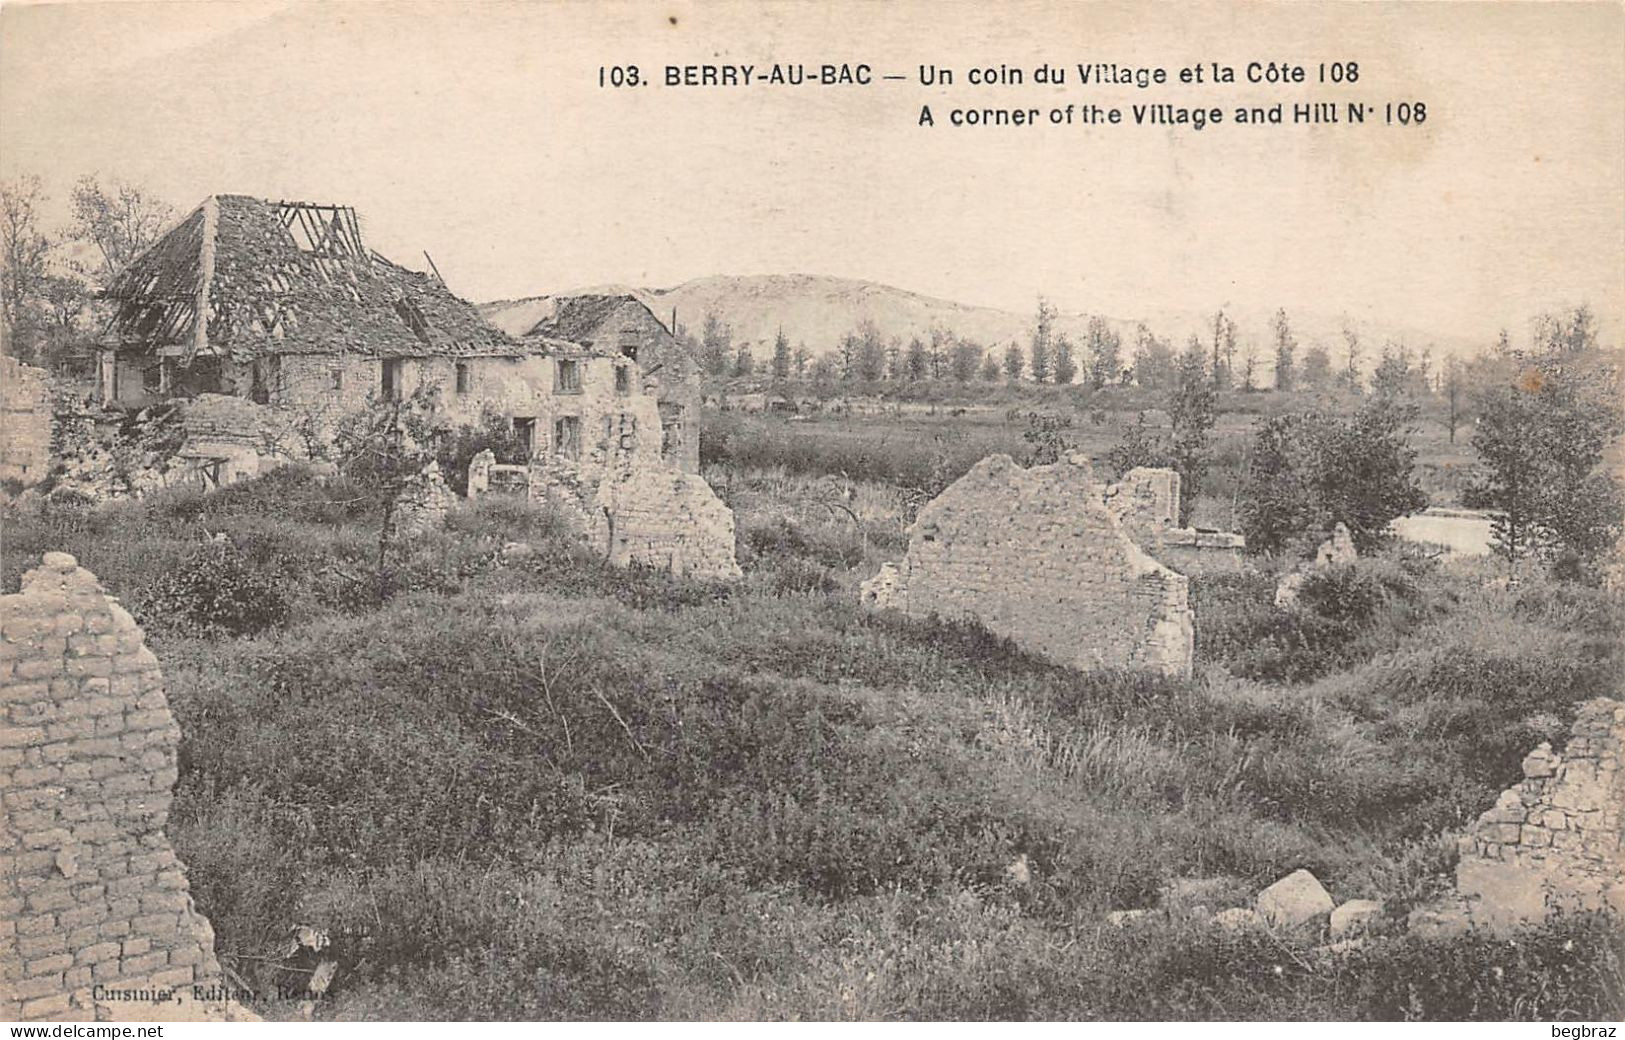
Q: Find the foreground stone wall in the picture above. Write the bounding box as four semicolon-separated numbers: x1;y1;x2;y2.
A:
2;355;53;487
1455;698;1624;929
862;453;1194;676
2;555;234;1021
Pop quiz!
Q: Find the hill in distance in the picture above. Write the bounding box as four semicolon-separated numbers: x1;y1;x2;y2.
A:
480;273;1489;366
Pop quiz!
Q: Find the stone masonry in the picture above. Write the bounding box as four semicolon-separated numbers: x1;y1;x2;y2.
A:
528;457;742;581
861;453;1194;676
1454;698;1624;930
1103;466;1246;572
1;355;52;488
2;555;238;1021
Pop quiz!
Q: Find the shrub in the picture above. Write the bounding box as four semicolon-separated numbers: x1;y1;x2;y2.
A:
131;539;292;637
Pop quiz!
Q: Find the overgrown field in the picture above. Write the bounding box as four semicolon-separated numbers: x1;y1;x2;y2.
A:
3;455;1621;1020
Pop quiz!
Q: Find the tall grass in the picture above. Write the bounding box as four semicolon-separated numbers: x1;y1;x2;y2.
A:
5;466;1619;1020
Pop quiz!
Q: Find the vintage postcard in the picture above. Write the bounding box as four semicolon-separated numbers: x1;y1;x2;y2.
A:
1;0;1622;1028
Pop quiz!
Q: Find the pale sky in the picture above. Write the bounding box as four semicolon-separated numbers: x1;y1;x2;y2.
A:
2;0;1621;343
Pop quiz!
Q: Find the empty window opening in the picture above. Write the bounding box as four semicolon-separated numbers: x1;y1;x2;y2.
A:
331;367;344;391
513;417;536;458
381;359;404;401
553;415;581;459
615;365;632;394
455;362;471;394
555;359;581;393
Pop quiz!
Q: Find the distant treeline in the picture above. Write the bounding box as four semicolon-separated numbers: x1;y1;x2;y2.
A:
679;298;1609;413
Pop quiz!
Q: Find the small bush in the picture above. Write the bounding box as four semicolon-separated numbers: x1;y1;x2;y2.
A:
132;539;292;637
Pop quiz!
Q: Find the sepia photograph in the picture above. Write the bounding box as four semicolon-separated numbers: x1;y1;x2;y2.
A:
1;0;1622;1027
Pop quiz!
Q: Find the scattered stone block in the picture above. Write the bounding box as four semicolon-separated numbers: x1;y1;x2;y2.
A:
1212;907;1263;932
1256;869;1335;934
1329;899;1383;940
1106;909;1154;929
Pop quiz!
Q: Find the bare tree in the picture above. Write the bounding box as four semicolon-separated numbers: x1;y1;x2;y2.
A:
1;175;52;339
69;176;173;286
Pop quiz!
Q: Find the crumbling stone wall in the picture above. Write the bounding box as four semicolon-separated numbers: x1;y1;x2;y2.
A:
1455;698;1624;929
2;355;53;487
862;453;1194;677
2;554;235;1021
530;459;742;581
1102;466;1245;571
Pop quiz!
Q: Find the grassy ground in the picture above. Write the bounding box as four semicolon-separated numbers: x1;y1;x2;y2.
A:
701;386;1483;526
4;455;1621;1021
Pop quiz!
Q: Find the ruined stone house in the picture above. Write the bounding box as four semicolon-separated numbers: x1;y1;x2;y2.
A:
81;195;740;577
483;293;702;475
93;196;694;478
861;453;1196;676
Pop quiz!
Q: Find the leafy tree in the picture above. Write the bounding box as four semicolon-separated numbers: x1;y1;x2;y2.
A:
1211;309;1237;389
699;313;732;377
1053;333;1078;386
1469;308;1623;576
979;353;1002;382
1022;412;1075;465
1104;412;1168;477
1302;343;1333;390
1442;357;1465;444
770;326;792;381
1238;415;1312;554
1239;399;1426;554
1029;297;1056;383
732;340;755;378
904;336;929;382
949;338;982;383
332;384;442;597
1168;339;1218;525
853;319;887;383
1338;325;1363;392
1002;342;1024;381
1085;315;1121;389
1271;308;1296;391
1131;323;1175;389
792;342;811;377
927;325;950;380
1370;344;1412;400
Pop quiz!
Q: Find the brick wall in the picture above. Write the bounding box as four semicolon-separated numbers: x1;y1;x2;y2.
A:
2;554;237;1021
1455;698;1624;929
863;453;1195;677
2;355;52;487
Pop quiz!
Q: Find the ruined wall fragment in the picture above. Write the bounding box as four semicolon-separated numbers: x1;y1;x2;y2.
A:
863;453;1194;677
2;555;238;1021
1;355;52;487
1103;466;1246;572
529;459;742;581
1455;698;1625;930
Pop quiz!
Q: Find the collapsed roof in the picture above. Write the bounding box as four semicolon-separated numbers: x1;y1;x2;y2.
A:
103;195;542;361
518;294;643;342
